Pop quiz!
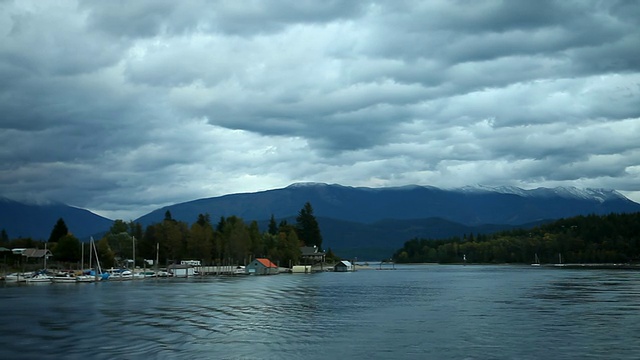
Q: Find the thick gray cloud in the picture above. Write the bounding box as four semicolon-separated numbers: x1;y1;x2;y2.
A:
1;0;639;220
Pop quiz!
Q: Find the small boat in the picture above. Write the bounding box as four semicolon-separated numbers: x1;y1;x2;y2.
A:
51;271;78;283
4;272;32;282
75;274;97;283
134;270;156;279
104;268;133;280
554;253;565;267
155;269;171;277
24;271;53;283
234;266;246;275
531;253;541;267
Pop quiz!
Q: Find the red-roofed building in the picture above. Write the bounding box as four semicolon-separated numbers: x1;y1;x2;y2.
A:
246;258;279;275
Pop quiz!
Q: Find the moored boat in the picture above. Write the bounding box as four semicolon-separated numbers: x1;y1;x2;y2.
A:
75;274;97;283
24;271;53;283
3;272;32;282
104;268;133;280
51;271;78;283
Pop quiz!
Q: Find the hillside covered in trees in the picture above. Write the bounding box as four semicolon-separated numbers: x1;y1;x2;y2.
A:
392;212;640;264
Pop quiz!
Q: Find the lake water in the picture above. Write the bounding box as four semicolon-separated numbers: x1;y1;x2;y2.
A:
1;265;640;359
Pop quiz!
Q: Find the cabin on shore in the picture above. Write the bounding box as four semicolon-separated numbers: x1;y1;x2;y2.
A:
246;258;279;275
17;248;53;266
21;248;53;260
334;260;354;272
300;246;325;265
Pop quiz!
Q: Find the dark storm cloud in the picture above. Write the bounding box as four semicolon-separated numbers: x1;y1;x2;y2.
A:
0;0;639;219
81;0;366;37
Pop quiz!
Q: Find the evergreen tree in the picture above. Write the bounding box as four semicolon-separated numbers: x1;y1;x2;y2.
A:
277;228;301;266
48;218;69;243
268;214;278;235
217;216;227;232
0;229;8;244
189;215;213;264
97;237;115;268
110;219;128;234
129;220;143;240
248;221;263;257
296;202;323;249
197;213;210;227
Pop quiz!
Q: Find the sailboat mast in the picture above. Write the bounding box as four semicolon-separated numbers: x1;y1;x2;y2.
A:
92;237;102;274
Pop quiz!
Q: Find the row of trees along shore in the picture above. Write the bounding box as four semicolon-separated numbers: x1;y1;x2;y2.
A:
1;202;337;269
393;212;640;264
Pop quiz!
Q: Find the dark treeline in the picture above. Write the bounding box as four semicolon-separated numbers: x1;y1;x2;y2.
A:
393;212;640;264
1;202;336;270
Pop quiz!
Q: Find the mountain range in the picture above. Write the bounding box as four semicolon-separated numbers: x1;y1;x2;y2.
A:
0;196;113;241
2;183;640;259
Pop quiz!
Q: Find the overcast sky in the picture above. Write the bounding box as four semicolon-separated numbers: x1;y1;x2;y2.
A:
1;0;639;220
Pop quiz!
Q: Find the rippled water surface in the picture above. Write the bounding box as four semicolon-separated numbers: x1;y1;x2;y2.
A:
2;265;640;359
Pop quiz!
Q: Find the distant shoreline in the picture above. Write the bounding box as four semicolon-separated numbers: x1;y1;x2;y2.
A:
392;262;640;270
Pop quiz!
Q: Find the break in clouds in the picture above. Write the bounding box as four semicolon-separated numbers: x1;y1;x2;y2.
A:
0;0;639;220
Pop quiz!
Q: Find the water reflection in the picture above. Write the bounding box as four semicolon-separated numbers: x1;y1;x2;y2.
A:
2;267;640;359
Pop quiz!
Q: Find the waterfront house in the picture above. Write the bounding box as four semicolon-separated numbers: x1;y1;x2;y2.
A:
246;258;279;275
300;245;325;264
334;260;354;272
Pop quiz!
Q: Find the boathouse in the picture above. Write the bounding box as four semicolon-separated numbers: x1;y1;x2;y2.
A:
246;258;279;275
334;260;354;272
291;265;312;273
167;263;196;277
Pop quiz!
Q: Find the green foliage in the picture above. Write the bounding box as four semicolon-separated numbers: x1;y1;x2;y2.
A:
48;218;68;243
277;228;301;267
109;219;128;235
325;247;339;262
268;214;278;235
188;214;213;263
54;234;81;263
296;202;323;249
38;202;329;269
0;229;8;244
392;212;640;264
104;231;133;264
97;237;115;268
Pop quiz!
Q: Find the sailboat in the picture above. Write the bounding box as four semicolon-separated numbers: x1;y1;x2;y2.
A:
76;241;96;282
554;253;564;267
531;253;541;267
77;237;107;282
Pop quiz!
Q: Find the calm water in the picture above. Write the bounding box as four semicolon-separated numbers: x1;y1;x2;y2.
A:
1;265;640;359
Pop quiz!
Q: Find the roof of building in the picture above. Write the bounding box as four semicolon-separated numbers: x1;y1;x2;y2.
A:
335;260;352;267
21;248;52;258
167;263;193;269
255;258;278;268
301;246;325;257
